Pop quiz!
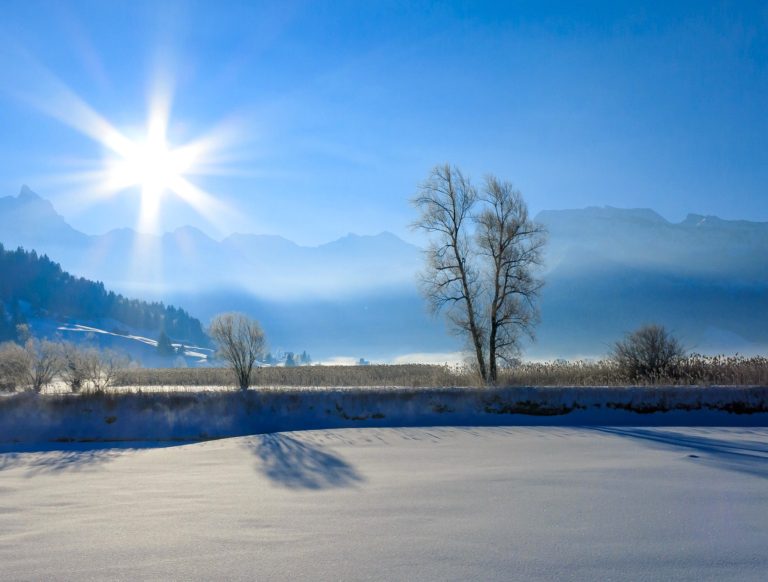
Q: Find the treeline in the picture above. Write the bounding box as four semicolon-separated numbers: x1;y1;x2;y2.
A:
0;244;207;344
264;350;312;366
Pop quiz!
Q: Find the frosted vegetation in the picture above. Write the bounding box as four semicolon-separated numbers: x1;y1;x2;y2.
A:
2;386;767;444
110;354;768;390
2;348;768;395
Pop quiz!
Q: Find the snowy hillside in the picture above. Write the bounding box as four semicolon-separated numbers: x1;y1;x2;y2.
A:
27;318;214;367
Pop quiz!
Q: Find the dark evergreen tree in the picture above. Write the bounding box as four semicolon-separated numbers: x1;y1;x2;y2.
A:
156;331;176;357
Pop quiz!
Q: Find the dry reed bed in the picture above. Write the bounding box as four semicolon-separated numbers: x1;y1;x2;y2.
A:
112;355;768;390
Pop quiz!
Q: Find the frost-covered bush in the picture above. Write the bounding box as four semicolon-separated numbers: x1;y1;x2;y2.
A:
610;325;686;383
61;343;128;393
85;348;127;392
0;341;32;392
61;342;91;392
25;339;64;393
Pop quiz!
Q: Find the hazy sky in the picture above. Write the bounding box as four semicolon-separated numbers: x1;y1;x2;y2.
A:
0;1;766;244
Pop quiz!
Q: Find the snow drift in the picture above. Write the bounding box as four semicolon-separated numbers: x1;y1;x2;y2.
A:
1;385;767;443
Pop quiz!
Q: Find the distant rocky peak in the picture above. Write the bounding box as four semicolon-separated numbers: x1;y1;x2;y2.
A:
12;185;59;216
18;184;41;201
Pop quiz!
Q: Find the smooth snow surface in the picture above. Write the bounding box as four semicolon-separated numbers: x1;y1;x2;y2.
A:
2;427;767;581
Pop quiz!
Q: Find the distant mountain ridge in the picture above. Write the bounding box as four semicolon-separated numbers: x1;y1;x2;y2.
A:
538;205;768;281
534;206;768;357
1;187;766;359
0;186;421;299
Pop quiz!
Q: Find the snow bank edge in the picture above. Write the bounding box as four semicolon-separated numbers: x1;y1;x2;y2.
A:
1;386;767;443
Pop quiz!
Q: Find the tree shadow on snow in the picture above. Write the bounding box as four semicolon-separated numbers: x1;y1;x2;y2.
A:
247;433;364;489
0;442;175;477
592;427;768;479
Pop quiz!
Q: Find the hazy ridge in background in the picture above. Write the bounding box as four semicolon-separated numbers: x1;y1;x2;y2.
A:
1;186;766;362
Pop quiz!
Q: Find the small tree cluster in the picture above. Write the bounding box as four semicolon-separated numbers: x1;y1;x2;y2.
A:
262;351;312;367
0;339;127;393
60;343;127;392
282;351;312;367
0;338;61;392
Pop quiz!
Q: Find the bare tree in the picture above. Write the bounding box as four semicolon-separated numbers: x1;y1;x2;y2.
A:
209;313;266;390
611;324;686;383
412;165;546;384
412;164;488;381
476;177;546;382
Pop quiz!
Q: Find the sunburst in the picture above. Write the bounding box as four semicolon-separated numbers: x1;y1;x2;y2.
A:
15;62;244;236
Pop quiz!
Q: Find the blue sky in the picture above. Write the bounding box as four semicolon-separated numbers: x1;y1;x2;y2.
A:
0;0;766;244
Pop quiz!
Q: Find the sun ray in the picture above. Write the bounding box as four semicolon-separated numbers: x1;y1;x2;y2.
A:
168;176;240;235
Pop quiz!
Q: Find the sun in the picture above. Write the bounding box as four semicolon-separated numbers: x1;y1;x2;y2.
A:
120;136;181;197
110;132;187;200
16;64;243;236
100;112;191;230
85;100;238;234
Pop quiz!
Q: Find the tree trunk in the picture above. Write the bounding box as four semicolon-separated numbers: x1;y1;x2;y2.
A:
488;321;498;384
455;250;487;382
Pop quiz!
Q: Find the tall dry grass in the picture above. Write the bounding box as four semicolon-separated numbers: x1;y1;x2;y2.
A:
500;355;768;386
114;363;477;388
112;354;768;389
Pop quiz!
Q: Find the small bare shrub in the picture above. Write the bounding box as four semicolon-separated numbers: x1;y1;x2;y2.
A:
611;324;686;383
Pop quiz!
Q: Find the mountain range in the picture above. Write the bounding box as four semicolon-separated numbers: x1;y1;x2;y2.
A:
2;186;767;360
0;186;420;299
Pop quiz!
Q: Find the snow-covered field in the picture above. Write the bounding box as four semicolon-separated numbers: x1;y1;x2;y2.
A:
1;426;766;581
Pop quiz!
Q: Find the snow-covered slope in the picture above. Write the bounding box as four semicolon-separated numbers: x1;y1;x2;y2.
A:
28;318;213;367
